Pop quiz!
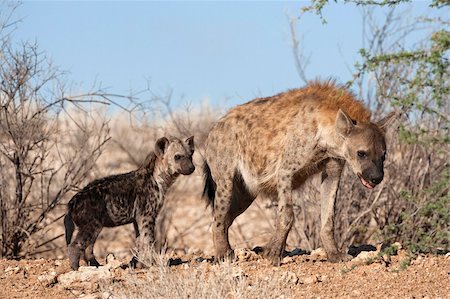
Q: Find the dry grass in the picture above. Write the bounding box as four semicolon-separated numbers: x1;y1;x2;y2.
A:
102;249;292;299
109;267;291;299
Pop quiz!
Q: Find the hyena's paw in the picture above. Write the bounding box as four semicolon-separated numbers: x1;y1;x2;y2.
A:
68;245;81;270
262;245;283;266
69;261;80;271
87;258;101;267
326;252;353;263
121;256;145;269
213;249;235;264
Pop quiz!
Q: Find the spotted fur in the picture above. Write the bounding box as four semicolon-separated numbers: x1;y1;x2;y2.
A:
65;136;195;270
203;80;395;265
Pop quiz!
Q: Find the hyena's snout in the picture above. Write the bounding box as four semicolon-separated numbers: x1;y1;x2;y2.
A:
179;159;195;175
359;167;384;189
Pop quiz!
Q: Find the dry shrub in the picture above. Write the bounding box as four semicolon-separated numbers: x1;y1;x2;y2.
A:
0;38;113;258
287;5;450;254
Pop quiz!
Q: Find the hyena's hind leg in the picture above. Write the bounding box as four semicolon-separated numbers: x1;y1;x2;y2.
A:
83;224;102;267
68;221;102;270
213;170;255;261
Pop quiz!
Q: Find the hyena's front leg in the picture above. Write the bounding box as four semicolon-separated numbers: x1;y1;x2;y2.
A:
132;215;157;267
264;137;317;265
264;168;295;266
319;159;352;262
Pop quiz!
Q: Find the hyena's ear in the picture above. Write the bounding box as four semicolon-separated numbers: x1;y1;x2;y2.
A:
155;137;169;157
185;136;195;153
376;111;396;131
336;109;354;137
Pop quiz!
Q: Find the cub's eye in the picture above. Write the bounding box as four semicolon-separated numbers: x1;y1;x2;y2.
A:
174;154;182;161
357;151;367;158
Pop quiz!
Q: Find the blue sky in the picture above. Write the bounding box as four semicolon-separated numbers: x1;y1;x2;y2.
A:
13;1;442;109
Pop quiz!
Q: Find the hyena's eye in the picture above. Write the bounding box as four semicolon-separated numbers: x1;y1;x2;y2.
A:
357;151;367;158
174;154;182;161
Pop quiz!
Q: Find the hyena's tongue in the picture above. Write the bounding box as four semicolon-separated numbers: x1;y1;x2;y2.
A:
360;177;375;189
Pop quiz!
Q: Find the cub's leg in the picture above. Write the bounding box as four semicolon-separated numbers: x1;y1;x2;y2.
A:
131;214;157;268
83;224;102;267
68;221;102;270
125;220;141;268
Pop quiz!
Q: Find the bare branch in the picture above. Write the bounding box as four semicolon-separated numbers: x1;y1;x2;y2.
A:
287;14;310;85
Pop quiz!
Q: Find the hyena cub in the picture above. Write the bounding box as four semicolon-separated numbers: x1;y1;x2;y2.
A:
64;136;195;270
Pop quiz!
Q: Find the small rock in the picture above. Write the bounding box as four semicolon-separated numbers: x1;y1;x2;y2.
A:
187;247;202;255
282;256;294;264
235;248;258;261
168;258;183;266
54;260;63;266
105;254;122;270
71;290;84;297
310;248;327;261
319;274;329;282
445;252;450;259
101;291;113;299
79;293;101;299
352;251;378;265
58;266;112;289
5;266;20;273
288;248;308;257
352;290;362;296
348;244;377;257
281;271;298;285
194;257;206;263
38;271;58;287
252;246;264;254
183;263;190;270
303;274;319;284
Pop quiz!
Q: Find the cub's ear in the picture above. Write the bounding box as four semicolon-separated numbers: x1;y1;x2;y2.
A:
185;136;195;153
336;109;354;137
155;137;169;157
376;111;396;131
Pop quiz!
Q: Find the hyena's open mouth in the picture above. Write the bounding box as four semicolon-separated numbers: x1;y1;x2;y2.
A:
358;173;376;189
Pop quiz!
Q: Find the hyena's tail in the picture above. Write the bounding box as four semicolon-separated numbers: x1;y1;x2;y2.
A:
64;201;75;245
202;162;217;208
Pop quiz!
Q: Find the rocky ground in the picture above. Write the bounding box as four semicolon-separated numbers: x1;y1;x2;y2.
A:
1;246;449;299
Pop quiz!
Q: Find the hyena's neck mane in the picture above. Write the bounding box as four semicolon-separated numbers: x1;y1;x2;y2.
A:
305;80;371;124
137;151;178;191
138;152;158;174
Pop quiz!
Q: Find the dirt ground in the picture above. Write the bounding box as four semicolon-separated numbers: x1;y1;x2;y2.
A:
1;249;449;299
3;178;449;298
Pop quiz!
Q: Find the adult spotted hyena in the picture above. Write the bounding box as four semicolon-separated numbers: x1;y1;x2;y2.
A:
203;81;395;265
64;136;195;270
